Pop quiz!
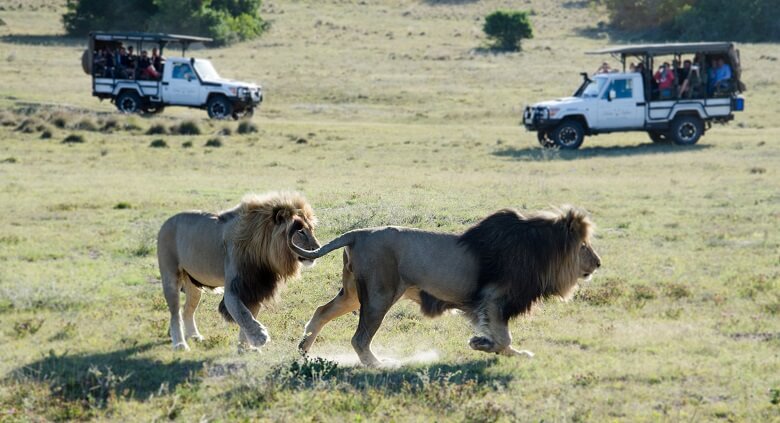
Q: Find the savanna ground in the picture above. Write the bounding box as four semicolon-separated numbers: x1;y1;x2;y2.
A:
0;0;778;421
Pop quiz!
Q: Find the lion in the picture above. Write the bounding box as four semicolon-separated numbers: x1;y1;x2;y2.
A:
288;206;600;366
157;191;320;351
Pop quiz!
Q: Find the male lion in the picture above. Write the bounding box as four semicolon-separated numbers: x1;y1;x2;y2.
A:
289;207;600;366
157;192;320;351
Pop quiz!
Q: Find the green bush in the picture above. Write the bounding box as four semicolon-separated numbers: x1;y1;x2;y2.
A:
63;0;157;35
600;0;780;42
483;10;533;51
63;0;266;45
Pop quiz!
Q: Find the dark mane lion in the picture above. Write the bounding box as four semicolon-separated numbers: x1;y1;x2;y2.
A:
458;207;595;321
289;206;600;366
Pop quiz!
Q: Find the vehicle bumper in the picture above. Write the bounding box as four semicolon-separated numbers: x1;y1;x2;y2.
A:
233;90;263;109
522;106;561;131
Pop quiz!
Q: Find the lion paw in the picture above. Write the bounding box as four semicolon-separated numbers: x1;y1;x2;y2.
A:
187;334;205;342
245;328;270;348
468;336;495;352
172;342;190;351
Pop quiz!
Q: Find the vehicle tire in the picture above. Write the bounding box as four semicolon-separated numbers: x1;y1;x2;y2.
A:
143;105;165;115
648;130;670;143
537;131;555;148
115;91;142;114
670;115;704;146
207;96;233;120
551;120;585;150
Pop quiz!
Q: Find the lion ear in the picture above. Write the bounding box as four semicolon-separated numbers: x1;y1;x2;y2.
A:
274;208;292;225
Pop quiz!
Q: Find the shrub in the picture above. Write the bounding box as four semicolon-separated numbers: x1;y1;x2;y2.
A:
483;10;533;51
40;129;53;139
181;140;193;148
146;123;168;135
237;120;258;134
113;202;131;209
205;137;223;147
101;118;120;132
64;0;267;45
75;118;99;131
600;0;780;42
63;134;86;144
149;139;168;148
172;120;201;135
16;118;46;133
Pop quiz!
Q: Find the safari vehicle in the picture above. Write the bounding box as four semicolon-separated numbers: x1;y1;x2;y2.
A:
523;42;746;149
82;32;262;119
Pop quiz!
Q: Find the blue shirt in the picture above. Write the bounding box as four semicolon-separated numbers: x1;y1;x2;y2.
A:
714;64;732;83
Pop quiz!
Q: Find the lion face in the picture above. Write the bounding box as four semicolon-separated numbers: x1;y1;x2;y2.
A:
289;217;320;268
579;242;601;280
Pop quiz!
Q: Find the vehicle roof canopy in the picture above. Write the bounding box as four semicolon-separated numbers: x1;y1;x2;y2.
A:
90;31;212;44
586;42;734;56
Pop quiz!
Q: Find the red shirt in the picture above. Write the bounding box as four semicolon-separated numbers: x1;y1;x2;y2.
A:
654;69;675;89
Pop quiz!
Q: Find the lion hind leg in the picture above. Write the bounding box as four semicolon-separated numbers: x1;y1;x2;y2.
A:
300;286;359;354
181;274;204;342
352;273;402;367
162;270;188;351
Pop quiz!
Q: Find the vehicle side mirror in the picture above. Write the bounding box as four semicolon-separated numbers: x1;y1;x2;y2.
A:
608;90;616;101
186;74;193;82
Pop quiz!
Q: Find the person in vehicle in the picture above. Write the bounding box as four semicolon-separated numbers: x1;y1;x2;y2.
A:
654;62;675;99
114;46;130;79
137;50;160;80
708;57;733;96
126;46;137;78
595;62;611;74
151;48;164;75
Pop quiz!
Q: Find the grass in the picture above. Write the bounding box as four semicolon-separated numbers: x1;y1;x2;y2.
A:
0;0;779;421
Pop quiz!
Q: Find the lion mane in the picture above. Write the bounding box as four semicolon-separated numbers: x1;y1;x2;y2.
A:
457;207;594;321
217;192;318;322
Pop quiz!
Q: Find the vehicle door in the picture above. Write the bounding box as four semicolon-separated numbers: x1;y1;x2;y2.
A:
595;76;645;130
162;62;201;106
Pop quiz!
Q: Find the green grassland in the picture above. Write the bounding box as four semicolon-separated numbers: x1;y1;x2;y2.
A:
0;0;778;421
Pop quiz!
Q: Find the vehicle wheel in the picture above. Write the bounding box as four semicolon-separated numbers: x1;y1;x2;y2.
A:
207;96;233;120
648;130;670;143
551;120;585;150
116;91;142;114
670;115;704;145
143;105;165;115
537;131;555;148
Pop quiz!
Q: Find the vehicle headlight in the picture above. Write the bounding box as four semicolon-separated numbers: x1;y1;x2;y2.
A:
238;87;249;97
538;108;549;119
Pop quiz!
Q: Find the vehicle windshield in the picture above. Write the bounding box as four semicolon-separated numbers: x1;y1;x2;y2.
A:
579;78;606;98
193;59;220;81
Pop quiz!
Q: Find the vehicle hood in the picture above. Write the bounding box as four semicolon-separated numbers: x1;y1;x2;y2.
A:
206;78;261;90
531;96;585;108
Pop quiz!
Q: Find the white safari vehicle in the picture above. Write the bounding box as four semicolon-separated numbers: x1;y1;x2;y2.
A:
82;32;262;119
523;43;745;149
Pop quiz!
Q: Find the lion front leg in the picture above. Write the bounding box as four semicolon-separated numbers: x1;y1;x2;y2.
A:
468;298;533;358
223;283;269;349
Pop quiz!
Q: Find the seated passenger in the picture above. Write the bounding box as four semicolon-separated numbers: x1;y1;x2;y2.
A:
677;60;694;98
654;62;675;99
629;62;637;73
151;48;164;74
595;62;611;74
708;57;733;96
137;50;160;80
114;46;129;79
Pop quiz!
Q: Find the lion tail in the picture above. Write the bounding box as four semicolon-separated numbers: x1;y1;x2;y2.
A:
288;231;357;260
218;298;234;323
419;290;456;318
